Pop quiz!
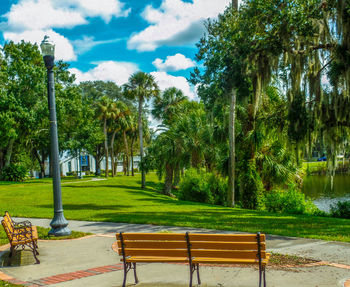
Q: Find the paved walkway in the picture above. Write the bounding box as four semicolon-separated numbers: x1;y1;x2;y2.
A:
0;218;349;287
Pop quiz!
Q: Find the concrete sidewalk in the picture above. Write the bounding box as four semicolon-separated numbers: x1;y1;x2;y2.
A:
0;218;349;287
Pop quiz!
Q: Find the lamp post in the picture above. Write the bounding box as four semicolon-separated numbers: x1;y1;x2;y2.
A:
41;35;71;236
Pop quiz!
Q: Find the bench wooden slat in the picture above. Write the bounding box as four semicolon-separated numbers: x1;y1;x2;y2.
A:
118;240;265;251
117;240;188;249
122;248;188;257
2;217;14;241
121;233;186;241
191;250;267;259
121;248;267;259
191;241;265;251
189;234;265;242
124;256;189;263
192;257;269;265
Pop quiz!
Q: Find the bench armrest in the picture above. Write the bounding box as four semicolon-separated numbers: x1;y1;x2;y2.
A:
14;220;32;228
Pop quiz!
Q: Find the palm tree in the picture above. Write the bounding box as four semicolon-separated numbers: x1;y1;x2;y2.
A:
124;72;160;188
96;96;114;177
109;101;130;176
128;114;138;176
175;102;207;169
152;87;187;185
145;128;185;195
118;110;134;176
228;0;239;207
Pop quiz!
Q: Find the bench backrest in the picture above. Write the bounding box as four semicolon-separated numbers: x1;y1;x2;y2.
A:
116;232;267;261
188;233;267;261
117;233;188;258
1;211;14;242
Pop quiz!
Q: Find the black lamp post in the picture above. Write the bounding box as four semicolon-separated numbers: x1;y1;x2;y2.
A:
41;35;71;236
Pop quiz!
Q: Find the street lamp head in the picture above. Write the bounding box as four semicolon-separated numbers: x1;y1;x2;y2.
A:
41;35;55;69
40;35;55;57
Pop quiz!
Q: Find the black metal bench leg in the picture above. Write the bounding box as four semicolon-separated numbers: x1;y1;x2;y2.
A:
196;264;201;285
133;263;139;284
259;265;262;287
122;262;129;287
8;246;14;266
33;248;40;264
189;264;193;287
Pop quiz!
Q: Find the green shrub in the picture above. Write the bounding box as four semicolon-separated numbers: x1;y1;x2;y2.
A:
178;169;227;205
207;173;227;205
66;171;77;176
264;185;320;215
239;161;265;210
0;164;28;182
330;201;350;219
178;169;212;203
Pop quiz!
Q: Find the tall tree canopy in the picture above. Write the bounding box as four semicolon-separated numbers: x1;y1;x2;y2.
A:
191;0;350;207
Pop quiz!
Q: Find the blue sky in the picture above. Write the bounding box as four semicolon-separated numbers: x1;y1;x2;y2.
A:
0;0;232;99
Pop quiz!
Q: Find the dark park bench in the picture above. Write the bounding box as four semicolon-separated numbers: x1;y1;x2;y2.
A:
116;232;269;287
1;211;40;264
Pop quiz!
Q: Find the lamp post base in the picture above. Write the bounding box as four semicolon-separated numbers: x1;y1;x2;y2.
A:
49;211;71;236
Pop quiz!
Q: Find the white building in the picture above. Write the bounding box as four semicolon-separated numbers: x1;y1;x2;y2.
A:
60;154;140;176
32;153;140;178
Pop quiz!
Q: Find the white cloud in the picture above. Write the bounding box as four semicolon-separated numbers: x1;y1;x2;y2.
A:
3;0;130;32
5;0;87;31
1;0;131;59
4;29;76;61
151;71;196;100
69;61;138;86
153;53;196;72
128;0;231;51
58;0;131;23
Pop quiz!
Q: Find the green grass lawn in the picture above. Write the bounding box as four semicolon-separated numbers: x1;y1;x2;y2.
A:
0;173;349;242
0;281;22;287
0;225;90;246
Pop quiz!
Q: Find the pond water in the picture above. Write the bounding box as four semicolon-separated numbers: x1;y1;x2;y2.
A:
302;174;350;213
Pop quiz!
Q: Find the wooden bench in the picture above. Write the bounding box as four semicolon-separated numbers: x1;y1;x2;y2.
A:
1;211;40;264
116;232;269;287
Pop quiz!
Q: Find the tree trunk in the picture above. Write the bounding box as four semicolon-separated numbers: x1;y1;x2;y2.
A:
94;155;100;176
123;131;130;176
131;137;135;176
173;162;180;187
0;148;4;169
104;117;109;178
227;88;236;207
138;96;145;188
110;130;117;177
232;0;238;9
4;138;15;168
164;163;173;195
123;154;127;175
32;149;44;178
95;145;102;176
114;154;118;176
110;153;114;177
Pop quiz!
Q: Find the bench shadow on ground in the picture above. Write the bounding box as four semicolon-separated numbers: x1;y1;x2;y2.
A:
0;250;36;267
